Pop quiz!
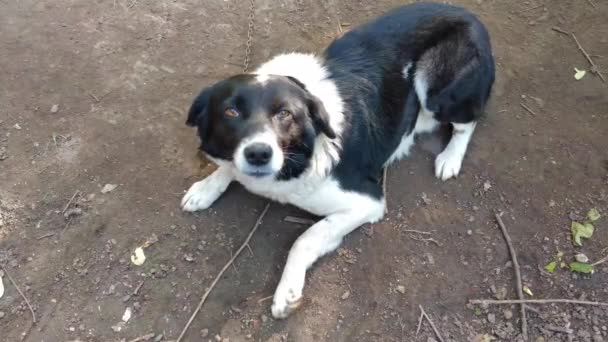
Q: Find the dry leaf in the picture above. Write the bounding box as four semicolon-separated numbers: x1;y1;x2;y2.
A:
574;68;586;80
523;286;533;296
131;247;146;266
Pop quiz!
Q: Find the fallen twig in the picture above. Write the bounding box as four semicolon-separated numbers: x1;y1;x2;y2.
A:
571;32;606;82
586;0;597;8
520;103;537;116
546;325;574;334
87;92;100;102
382;166;388;197
551;26;570;36
36;233;55;240
494;211;528;341
283;216;316;225
403;229;432;235
127;0;138;9
409;235;441;247
175;203;270;342
415;309;424;337
0;265;36;323
257;295;273;304
470;299;608;306
591;254;608;267
128;333;156;342
418;305;445;342
133;280;144;296
62;190;80;214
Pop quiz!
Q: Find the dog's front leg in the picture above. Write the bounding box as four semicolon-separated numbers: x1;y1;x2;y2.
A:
271;201;384;318
181;166;234;212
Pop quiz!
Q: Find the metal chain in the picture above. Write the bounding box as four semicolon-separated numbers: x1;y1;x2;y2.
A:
242;0;255;73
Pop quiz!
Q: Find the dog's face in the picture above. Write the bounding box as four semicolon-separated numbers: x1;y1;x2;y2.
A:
187;74;336;180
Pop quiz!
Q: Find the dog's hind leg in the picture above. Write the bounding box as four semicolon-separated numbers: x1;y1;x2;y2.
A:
271;194;385;318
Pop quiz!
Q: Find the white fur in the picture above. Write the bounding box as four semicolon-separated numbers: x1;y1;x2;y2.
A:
233;129;284;177
181;166;234;211
255;53;345;178
435;121;476;180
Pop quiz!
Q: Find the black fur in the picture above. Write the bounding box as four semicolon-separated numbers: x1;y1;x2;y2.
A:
325;2;495;198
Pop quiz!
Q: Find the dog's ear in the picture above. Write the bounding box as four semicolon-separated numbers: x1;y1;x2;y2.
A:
286;76;337;139
307;95;336;139
186;87;213;127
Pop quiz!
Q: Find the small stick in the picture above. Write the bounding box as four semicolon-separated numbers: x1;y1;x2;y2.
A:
418;305;445;342
571;32;606;82
133;280;144;296
495;212;528;341
415;310;424;337
520;103;537;116
229;251;239;274
87;92;100;102
470;298;608;307
127;0;138;9
591;254;608;266
409;235;441;247
128;333;156;342
61;218;72;234
0;265;37;323
62;190;80;214
245;243;254;257
551;26;570;36
257;295;273;304
36;233;55;240
546;325;574;334
403;229;432;235
382;167;388;196
586;0;597;8
175;203;270;342
283;216;316;225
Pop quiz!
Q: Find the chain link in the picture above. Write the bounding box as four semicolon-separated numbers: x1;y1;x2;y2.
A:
242;0;255;73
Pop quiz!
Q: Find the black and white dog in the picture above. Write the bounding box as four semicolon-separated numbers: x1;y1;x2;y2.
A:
182;2;494;318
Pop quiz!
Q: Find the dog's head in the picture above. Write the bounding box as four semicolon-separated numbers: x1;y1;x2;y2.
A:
186;74;336;180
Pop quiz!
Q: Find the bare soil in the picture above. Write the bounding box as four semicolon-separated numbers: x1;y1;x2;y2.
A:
1;0;607;341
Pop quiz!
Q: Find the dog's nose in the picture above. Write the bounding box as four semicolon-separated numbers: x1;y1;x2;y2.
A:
244;143;273;166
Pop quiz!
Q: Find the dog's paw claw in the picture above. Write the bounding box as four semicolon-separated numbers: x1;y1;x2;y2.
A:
435;149;463;181
180;180;216;212
271;288;303;319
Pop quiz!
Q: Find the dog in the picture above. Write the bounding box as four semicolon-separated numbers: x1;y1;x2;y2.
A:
181;2;495;319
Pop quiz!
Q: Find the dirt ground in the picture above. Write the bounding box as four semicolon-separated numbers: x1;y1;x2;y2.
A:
1;0;607;341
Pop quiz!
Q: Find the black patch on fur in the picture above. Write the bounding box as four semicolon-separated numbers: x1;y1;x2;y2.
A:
322;2;494;199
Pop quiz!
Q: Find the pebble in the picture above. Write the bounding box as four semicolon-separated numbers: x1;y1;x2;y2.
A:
487;313;496;324
396;285;406;294
575;253;589;263
503;309;513;319
0;311;5;319
101;184;118;193
154;335;163;342
341;291;350;300
201;329;209;338
261;314;268;323
467;229;473;235
50;104;59;113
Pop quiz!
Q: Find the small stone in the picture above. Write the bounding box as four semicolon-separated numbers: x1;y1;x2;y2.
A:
503;309;513;319
50;104;59;113
184;254;195;262
593;334;604;342
101;184;118;193
121;295;131;302
14;123;22;130
535;337;545;342
396;285;406;294
64;207;83;218
467;230;473;235
0;311;5;319
483;181;491;191
495;287;508;300
487;313;496;324
548;200;556;207
261;314;268;323
575;253;589;263
0;147;7;161
201;329;209;338
154;334;163;342
341;291;350;300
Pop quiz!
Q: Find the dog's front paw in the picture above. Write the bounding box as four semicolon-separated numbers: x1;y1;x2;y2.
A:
181;179;222;212
271;279;304;319
435;148;464;181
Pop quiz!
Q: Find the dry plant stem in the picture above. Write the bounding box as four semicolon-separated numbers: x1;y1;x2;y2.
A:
62;190;80;214
418;305;445;342
571;32;606;82
494;212;528;341
1;265;37;323
520;103;537;116
283;216;316;225
175;203;270;342
415;310;424;337
470;299;608;307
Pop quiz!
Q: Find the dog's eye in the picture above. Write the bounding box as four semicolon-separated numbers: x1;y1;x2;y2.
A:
275;109;292;120
225;107;240;118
